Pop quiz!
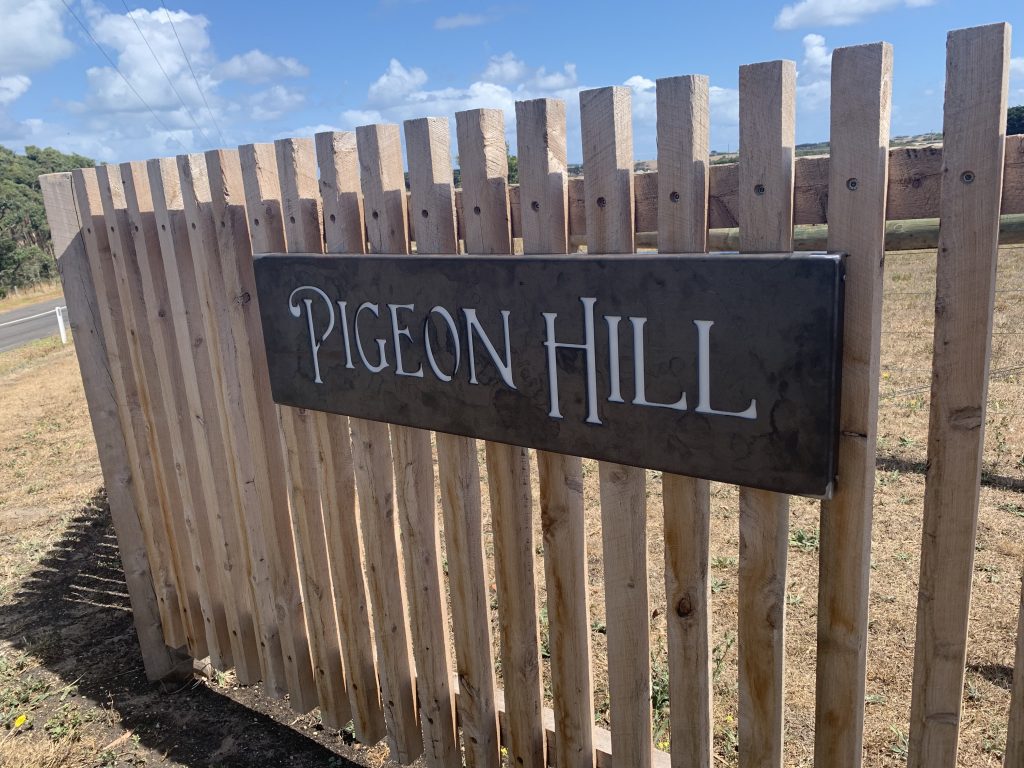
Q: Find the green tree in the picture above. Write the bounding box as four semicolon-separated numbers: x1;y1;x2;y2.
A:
506;142;518;185
1009;106;1024;137
0;145;94;297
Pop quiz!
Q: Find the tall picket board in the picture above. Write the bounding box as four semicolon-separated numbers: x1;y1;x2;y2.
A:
39;20;1019;768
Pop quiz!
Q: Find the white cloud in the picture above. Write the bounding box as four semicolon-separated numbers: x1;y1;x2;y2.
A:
1012;58;1024;78
775;0;934;30
797;33;831;111
482;53;528;85
342;108;384;126
368;59;429;105
710;86;740;125
534;64;577;91
277;123;339;140
81;6;217;113
342;54;743;160
250;85;305;121
219;50;309;83
0;75;31;106
434;13;486;30
0;0;74;76
1;4;313;160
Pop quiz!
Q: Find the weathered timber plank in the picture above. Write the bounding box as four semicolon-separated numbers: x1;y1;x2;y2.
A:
736;59;795;768
656;73;713;768
813;42;892;768
908;23;1011;768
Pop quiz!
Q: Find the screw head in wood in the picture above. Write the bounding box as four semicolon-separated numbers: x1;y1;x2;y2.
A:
960;170;975;184
531;200;540;211
473;205;481;215
670;191;680;203
596;196;607;208
754;184;765;196
846;178;859;191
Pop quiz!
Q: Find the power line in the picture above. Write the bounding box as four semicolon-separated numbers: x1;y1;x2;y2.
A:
59;0;189;153
119;0;213;147
160;0;227;147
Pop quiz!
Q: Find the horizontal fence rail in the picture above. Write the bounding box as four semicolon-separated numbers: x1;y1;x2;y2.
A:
38;20;1021;768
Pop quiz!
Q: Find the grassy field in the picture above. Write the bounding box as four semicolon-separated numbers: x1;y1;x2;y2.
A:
0;246;1021;767
0;281;64;314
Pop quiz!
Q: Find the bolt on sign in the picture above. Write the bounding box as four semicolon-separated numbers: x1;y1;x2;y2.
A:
254;252;845;497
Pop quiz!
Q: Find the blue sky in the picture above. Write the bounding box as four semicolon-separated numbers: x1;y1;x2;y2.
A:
0;0;1021;164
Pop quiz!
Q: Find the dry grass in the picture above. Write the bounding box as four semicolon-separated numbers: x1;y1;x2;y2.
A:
0;246;1020;767
0;281;64;314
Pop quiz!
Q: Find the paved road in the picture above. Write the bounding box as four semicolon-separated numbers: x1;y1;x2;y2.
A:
0;296;68;353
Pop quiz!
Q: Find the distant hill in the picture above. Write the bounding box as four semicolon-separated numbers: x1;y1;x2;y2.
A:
0;146;95;297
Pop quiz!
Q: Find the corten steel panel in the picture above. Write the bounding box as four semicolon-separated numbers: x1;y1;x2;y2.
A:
254;252;844;497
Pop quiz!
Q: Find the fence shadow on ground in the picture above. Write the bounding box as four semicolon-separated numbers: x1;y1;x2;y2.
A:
0;489;361;767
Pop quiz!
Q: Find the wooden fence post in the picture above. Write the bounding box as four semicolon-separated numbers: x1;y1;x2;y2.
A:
39;172;192;682
908;23;1011;768
580;85;654;768
655;74;713;768
814;42;893;768
403;115;492;768
736;59;796;768
517;96;597;768
457;106;547;768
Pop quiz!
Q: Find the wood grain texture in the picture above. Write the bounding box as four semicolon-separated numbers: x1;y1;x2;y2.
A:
316;131;366;254
118;160;238;673
517;96;594;768
190;148;318;711
353;122;424;765
405;114;498;768
357;124;410;255
656;76;709;253
457;106;546;768
172;152;289;697
69;167;189;652
736;59;795;768
814;43;892;768
145;157;264;684
516;99;569;255
908;23;1010;768
405;118;459;255
350;416;422;763
238;143;286;253
96;163;211;661
456;109;512;254
580;85;652;768
41;172;191;681
655;74;713;768
355;121;457;765
313;129;388;745
273;136;352;729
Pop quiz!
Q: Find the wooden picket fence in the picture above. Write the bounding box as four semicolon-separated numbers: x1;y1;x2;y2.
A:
38;21;1024;768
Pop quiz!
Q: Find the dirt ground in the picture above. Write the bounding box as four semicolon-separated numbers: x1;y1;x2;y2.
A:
0;246;1021;767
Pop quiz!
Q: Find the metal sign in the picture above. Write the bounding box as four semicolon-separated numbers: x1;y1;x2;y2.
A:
254;252;844;497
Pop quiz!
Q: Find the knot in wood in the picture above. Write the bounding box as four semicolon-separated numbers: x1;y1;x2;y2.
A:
676;593;694;618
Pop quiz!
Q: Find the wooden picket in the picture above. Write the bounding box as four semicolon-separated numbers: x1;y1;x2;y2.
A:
38;20;1022;768
656;74;713;768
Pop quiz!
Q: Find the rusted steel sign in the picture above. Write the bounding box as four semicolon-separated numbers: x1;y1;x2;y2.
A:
254;252;844;497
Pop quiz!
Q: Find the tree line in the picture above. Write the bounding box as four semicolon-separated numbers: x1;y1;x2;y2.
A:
0;145;95;298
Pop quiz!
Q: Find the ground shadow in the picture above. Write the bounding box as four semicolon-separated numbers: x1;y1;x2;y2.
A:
969;662;1015;692
876;454;1024;492
0;490;363;767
